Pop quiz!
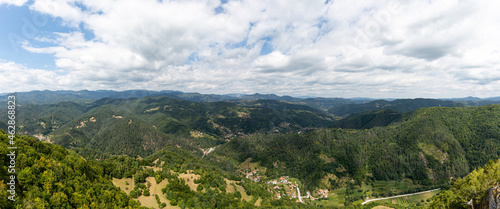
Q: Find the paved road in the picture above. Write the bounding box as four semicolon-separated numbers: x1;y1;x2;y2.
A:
361;188;441;205
202;147;216;158
297;187;303;203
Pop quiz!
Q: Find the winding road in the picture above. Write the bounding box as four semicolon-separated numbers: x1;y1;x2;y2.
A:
297;187;303;203
361;188;441;205
202;147;216;158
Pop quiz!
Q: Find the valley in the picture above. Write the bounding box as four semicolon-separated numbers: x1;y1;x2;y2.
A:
1;90;499;208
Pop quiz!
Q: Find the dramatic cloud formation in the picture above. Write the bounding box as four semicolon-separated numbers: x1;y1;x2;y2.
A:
1;0;500;98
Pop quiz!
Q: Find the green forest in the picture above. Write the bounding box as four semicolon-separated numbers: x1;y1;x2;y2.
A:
0;130;145;209
430;159;500;208
1;92;499;208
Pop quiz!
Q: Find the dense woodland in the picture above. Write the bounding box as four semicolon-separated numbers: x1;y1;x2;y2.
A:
0;130;145;209
0;96;334;159
217;105;500;193
430;159;500;208
1;91;499;208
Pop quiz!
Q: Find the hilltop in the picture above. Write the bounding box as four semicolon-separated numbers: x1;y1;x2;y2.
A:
2;90;500;208
2;96;334;159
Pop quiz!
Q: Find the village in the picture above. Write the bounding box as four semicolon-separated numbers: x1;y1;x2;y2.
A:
245;169;329;203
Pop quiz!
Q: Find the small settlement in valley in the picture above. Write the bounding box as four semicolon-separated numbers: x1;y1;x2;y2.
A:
245;169;329;203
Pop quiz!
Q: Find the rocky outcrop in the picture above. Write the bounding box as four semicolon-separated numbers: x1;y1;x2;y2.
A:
479;185;500;209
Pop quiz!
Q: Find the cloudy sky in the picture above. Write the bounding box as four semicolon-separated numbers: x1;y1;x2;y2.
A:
0;0;499;98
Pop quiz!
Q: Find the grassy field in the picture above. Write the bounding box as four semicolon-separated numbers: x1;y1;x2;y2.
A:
112;167;259;208
365;189;440;208
237;158;267;175
112;177;177;209
233;182;253;201
311;178;440;208
371;206;395;209
178;171;201;191
371;178;422;195
255;197;262;206
225;179;236;193
153;178;175;209
112;178;134;195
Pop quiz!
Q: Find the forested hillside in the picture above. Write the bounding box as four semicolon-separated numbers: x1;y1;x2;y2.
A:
217;105;500;192
0;130;145;209
430;159;500;209
2;96;334;159
330;109;403;129
0;130;316;209
2;91;500;208
328;98;465;117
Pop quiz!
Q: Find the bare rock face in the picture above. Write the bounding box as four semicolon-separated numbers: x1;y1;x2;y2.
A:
480;185;500;209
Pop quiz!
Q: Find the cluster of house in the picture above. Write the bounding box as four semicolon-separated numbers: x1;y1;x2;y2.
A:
248;172;330;201
268;186;297;199
270;185;329;200
267;176;289;185
317;189;330;198
245;169;261;182
34;134;52;144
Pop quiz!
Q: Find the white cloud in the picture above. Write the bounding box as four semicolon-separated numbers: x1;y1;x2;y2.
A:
2;0;500;98
0;0;28;6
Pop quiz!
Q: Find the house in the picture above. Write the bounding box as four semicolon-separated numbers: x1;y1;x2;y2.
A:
273;186;280;190
279;177;288;184
267;180;278;185
246;173;253;179
323;189;329;198
292;192;297;198
317;189;329;198
276;193;281;199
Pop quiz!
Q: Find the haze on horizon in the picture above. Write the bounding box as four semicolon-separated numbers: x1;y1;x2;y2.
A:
0;0;499;98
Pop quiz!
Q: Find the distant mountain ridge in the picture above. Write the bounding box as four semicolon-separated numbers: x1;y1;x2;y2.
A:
328;98;467;117
330;109;403;129
2;96;335;158
0;90;370;111
4;90;500;117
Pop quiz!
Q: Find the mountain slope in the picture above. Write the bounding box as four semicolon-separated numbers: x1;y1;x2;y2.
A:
330;109;403;129
217;105;500;191
10;96;334;158
328;98;465;117
50;104;195;159
0;131;145;209
430;159;500;209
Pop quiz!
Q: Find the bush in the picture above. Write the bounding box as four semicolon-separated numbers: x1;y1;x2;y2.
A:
170;199;177;206
129;190;138;198
196;184;203;192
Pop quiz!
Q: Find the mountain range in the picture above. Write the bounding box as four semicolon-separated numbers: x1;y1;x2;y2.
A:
1;90;499;208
